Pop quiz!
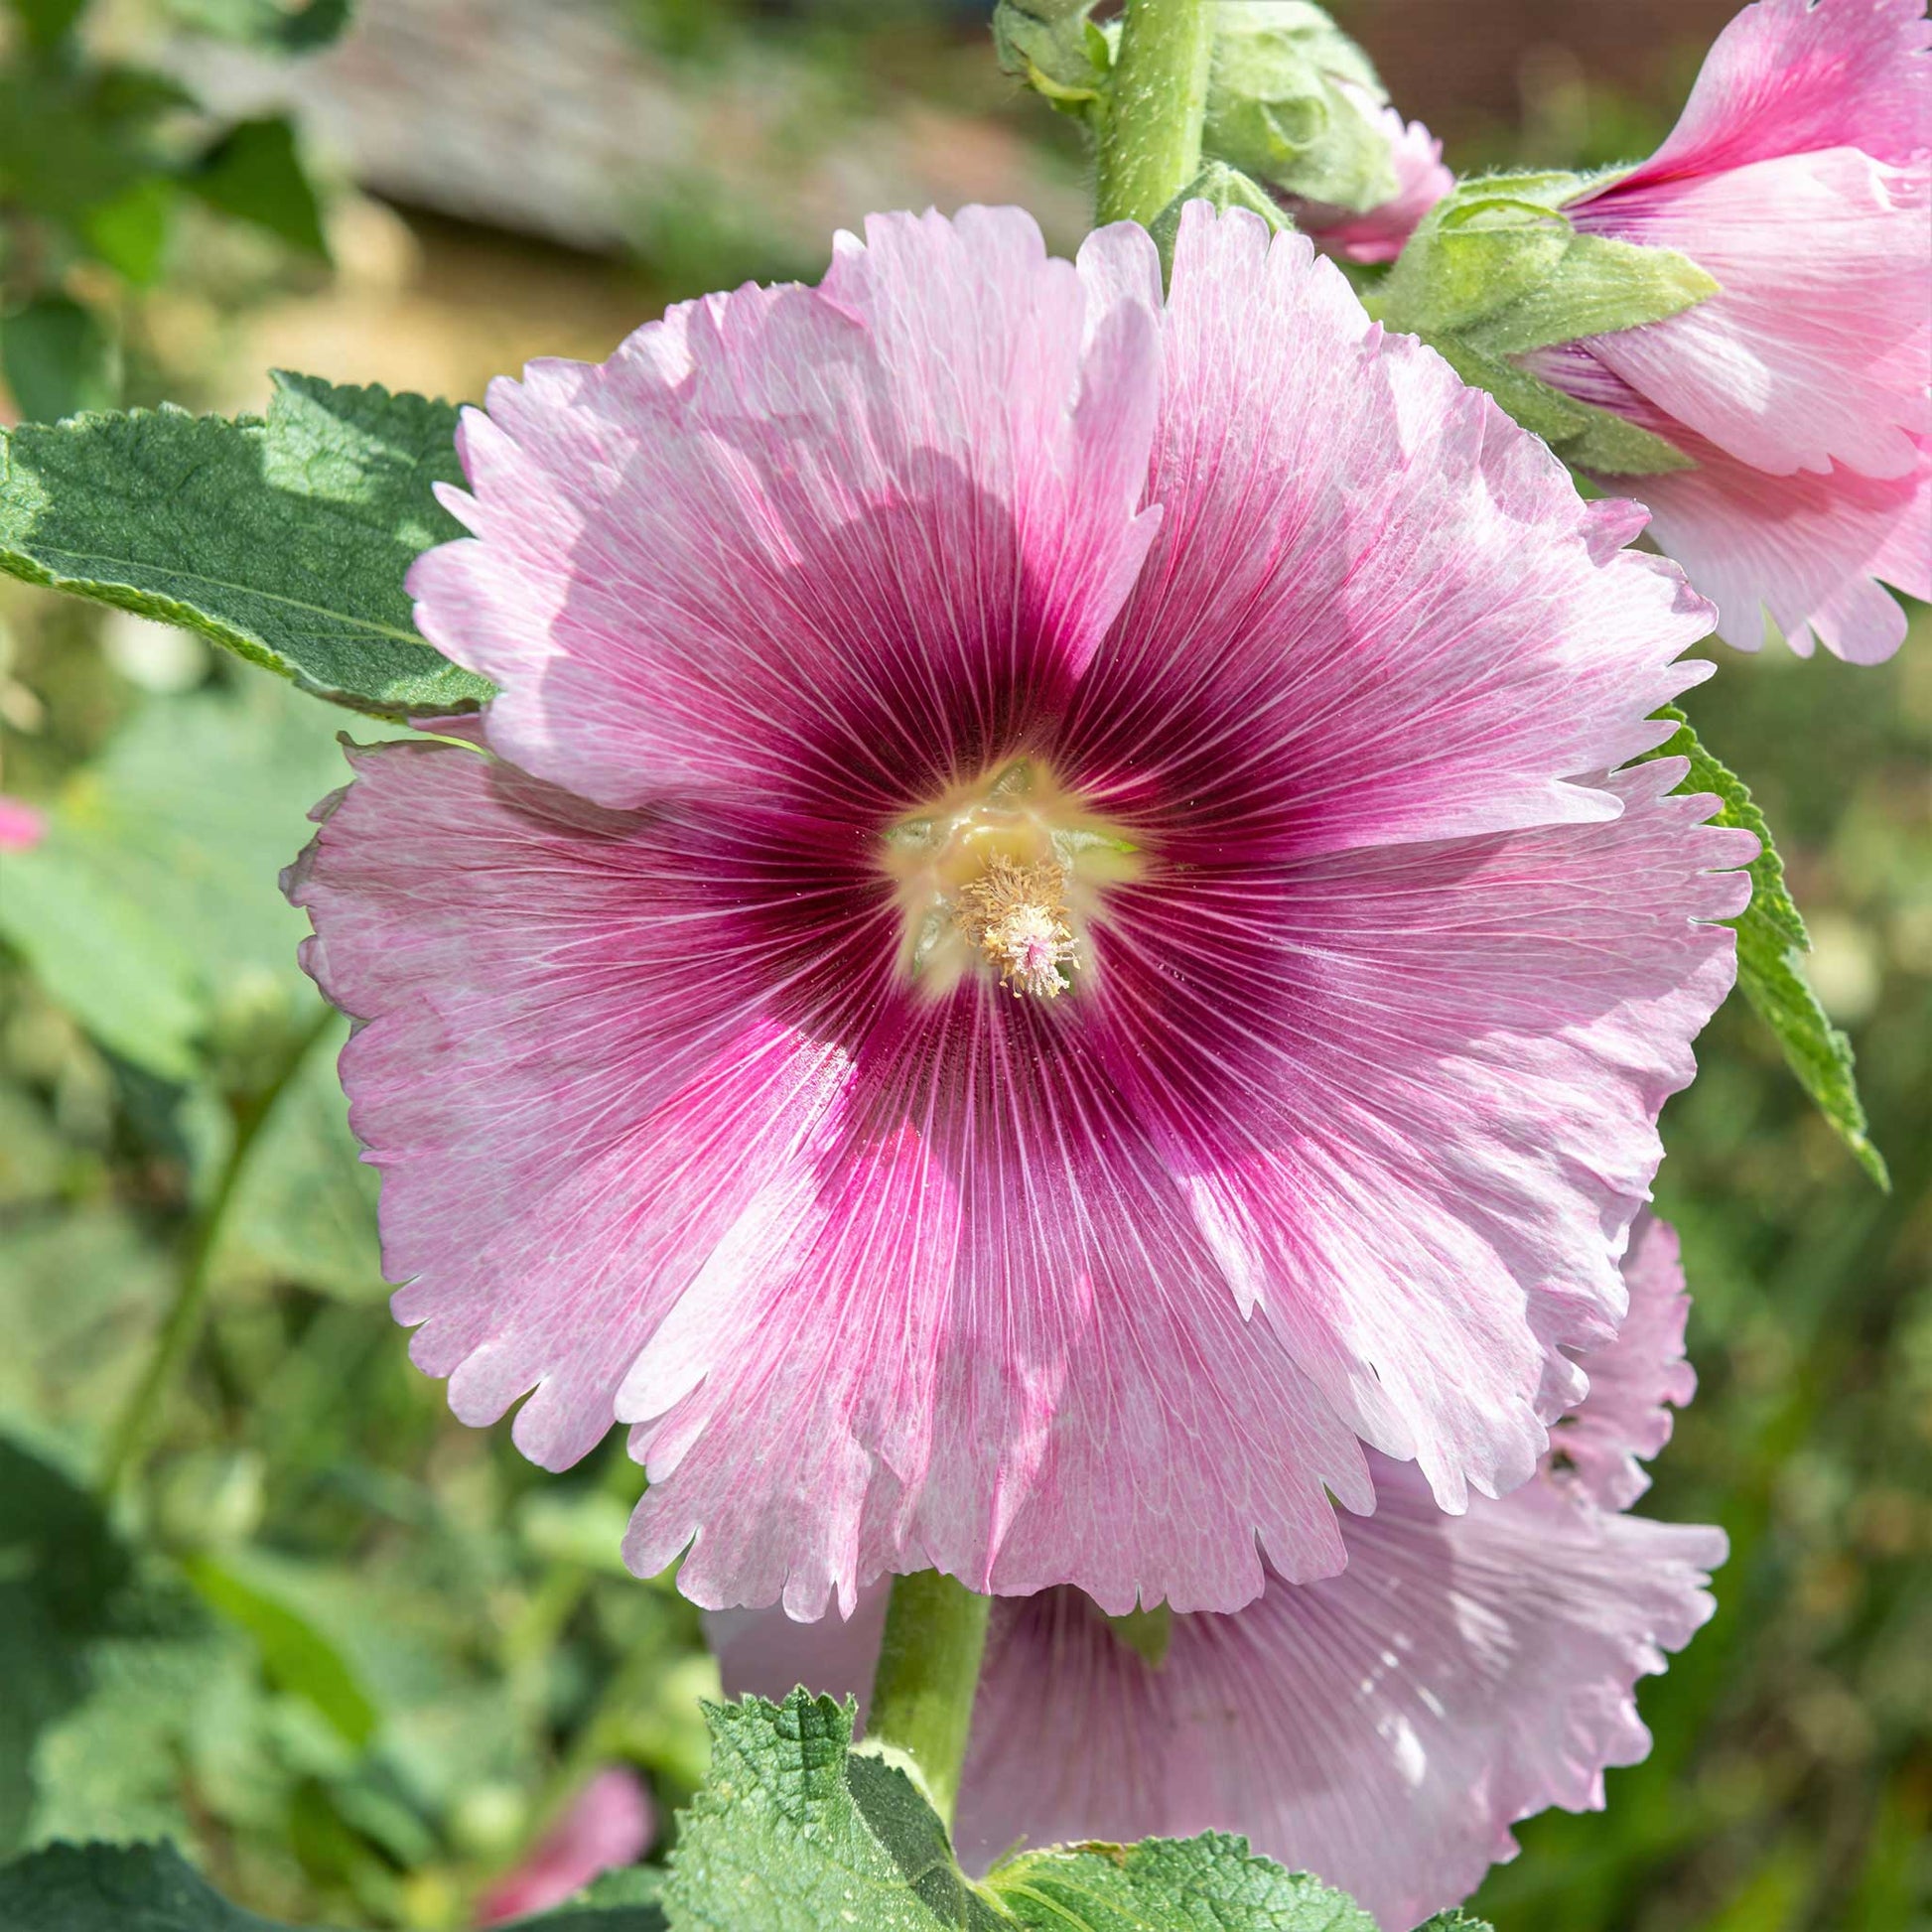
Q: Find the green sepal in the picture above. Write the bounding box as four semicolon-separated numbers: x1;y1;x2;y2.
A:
1420;333;1697;477
993;0;1111;125
1640;708;1888;1189
1148;160;1288;272
1382;171;1718;353
1102;1601;1173;1669
1201;2;1398;212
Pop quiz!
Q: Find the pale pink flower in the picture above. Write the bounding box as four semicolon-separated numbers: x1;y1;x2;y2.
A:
289;203;1751;1620
714;1216;1724;1932
1288;100;1454;264
474;1767;654;1925
0;794;47;853
1538;0;1932;663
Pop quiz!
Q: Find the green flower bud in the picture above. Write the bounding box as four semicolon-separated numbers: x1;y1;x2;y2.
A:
1378;171;1721;475
993;0;1113;126
1200;2;1398;212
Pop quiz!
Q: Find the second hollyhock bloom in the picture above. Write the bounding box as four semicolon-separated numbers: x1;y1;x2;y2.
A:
715;1217;1725;1932
290;201;1751;1621
1540;0;1932;662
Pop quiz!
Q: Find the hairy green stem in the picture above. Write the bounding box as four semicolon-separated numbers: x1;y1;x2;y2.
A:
98;1004;336;1498
867;1571;993;1830
1092;0;1214;229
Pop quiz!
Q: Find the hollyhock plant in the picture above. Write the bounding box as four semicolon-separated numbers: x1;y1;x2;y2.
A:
1285;100;1453;263
714;1216;1725;1932
288;198;1754;1623
1527;0;1930;662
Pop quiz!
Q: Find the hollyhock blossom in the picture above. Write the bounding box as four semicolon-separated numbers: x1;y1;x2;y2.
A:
289;200;1752;1621
0;794;47;852
715;1217;1725;1932
1538;0;1932;662
474;1768;654;1926
1285;100;1453;263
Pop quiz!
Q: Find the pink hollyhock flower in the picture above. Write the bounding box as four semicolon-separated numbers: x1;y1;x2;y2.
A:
288;201;1752;1620
474;1767;654;1926
1535;0;1932;663
0;794;47;853
714;1216;1724;1932
1287;100;1454;264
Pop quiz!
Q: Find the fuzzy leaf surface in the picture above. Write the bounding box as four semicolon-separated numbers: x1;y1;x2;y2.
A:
0;372;492;716
1644;709;1886;1186
664;1691;1454;1932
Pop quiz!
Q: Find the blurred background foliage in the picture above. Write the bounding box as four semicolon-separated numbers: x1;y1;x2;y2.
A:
1;1;1927;1928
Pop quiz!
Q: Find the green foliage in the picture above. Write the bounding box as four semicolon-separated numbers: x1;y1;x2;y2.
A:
0;376;493;716
1642;708;1886;1187
665;1691;1439;1932
187;119;331;261
0;298;120;425
162;0;354;54
992;0;1111;124
0;1840;667;1929
1378;172;1717;475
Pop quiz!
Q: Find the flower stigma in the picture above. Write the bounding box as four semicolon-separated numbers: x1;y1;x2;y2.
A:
882;759;1140;1003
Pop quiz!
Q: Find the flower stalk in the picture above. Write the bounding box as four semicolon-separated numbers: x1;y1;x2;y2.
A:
866;1570;993;1831
1093;0;1214;229
97;1004;336;1499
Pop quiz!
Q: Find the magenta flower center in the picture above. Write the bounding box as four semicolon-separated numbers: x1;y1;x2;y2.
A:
883;757;1140;1001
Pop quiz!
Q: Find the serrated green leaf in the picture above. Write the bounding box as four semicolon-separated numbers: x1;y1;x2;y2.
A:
1;298;120;424
0;1838;669;1929
0;371;493;716
666;1691;1402;1932
1641;708;1887;1187
186;117;329;261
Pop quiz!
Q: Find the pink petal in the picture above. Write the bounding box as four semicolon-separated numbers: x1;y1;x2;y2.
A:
1544;1211;1698;1510
297;206;1754;1620
1066;206;1719;863
714;1226;1724;1932
474;1767;654;1925
1574;150;1931;480
0;794;47;853
409;207;1162;813
1596;0;1932;187
1632;430;1930;663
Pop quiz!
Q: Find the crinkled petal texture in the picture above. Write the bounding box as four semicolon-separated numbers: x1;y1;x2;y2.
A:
714;1222;1725;1932
293;202;1747;1621
1545;0;1932;657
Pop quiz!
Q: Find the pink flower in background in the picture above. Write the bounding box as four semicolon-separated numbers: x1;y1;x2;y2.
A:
715;1217;1725;1932
474;1767;653;1926
290;200;1751;1622
0;794;47;853
1536;0;1932;663
1289;102;1454;263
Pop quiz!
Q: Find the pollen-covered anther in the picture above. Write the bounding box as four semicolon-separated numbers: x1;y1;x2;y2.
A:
955;857;1078;1000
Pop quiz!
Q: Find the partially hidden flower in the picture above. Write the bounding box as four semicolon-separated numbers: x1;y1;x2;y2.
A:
1533;0;1928;663
714;1215;1725;1932
0;794;47;853
473;1767;654;1926
288;201;1752;1621
1283;99;1453;263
